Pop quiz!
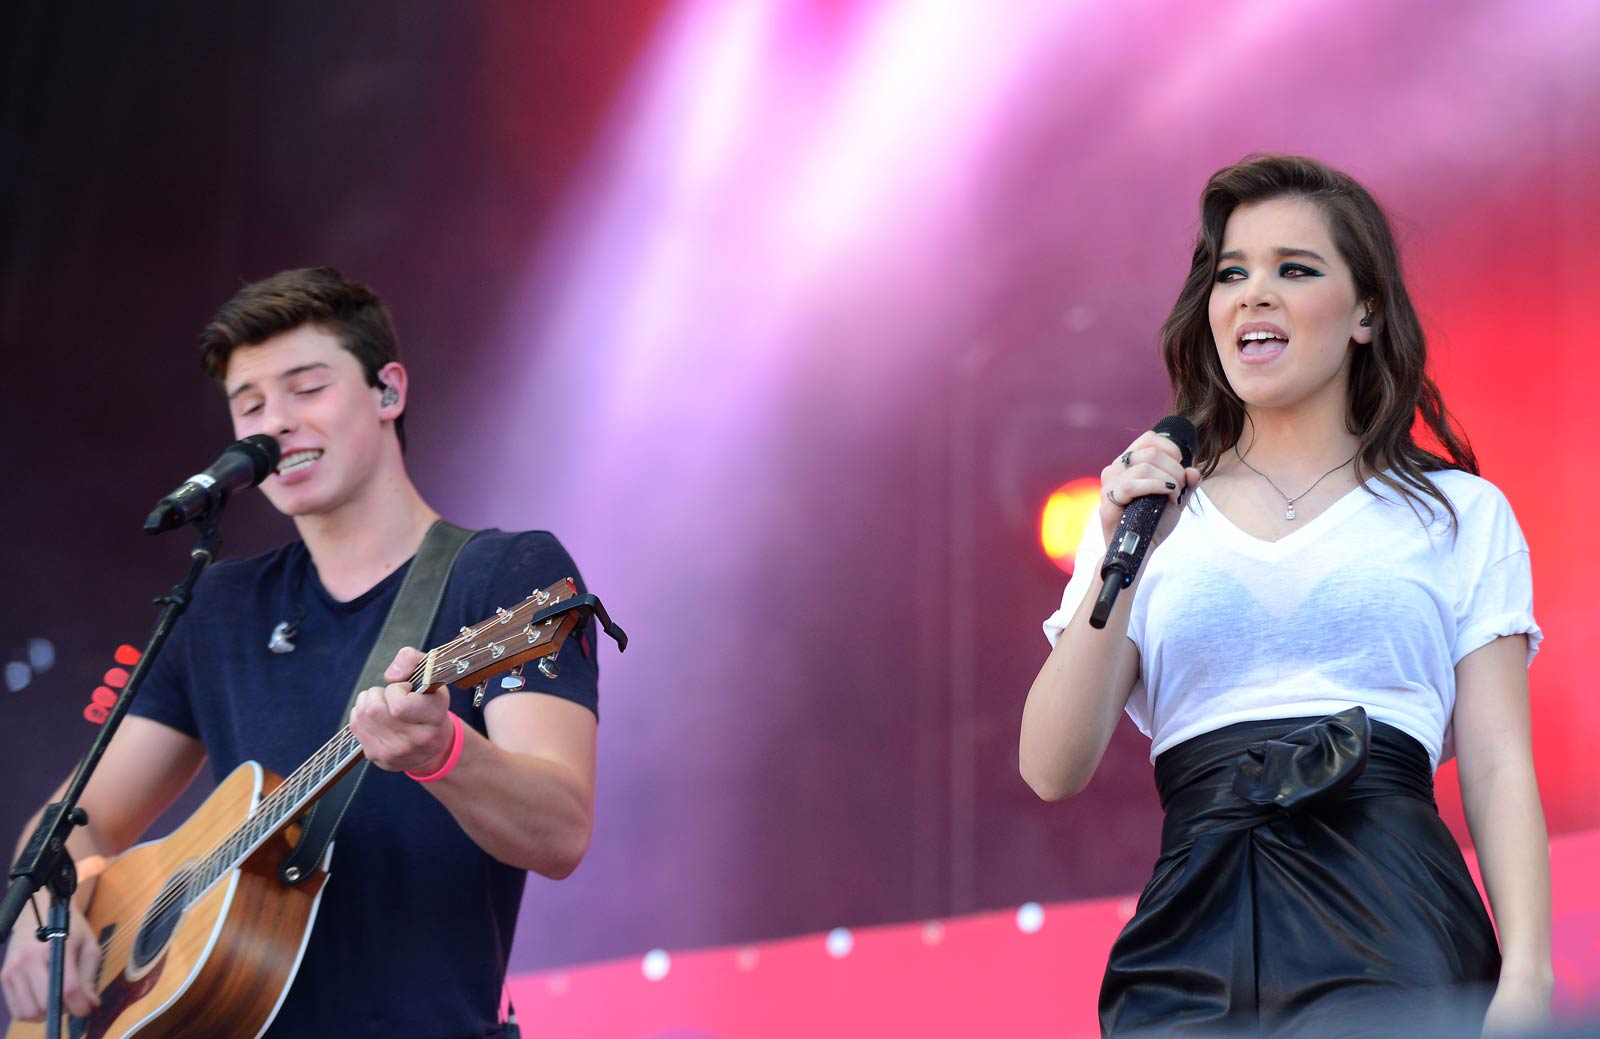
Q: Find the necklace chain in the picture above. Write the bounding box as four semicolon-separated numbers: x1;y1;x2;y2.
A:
1234;446;1358;521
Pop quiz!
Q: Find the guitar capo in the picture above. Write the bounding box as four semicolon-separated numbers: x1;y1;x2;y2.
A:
528;593;627;654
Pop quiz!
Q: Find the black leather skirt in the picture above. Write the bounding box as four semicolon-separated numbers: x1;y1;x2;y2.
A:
1099;708;1500;1038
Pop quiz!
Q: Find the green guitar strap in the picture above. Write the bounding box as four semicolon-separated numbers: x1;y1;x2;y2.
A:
278;519;477;885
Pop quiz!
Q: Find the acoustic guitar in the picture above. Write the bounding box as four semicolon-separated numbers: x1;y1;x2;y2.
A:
8;578;587;1039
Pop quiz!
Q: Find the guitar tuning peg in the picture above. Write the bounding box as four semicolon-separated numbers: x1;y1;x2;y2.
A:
471;680;488;709
537;657;559;680
500;664;526;692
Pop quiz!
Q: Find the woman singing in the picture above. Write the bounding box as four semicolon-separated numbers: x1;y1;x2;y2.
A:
1020;155;1550;1037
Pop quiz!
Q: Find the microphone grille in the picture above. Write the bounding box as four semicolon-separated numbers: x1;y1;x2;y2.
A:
235;434;282;483
1153;415;1197;468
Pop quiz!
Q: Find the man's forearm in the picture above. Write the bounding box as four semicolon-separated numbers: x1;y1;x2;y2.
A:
418;727;594;878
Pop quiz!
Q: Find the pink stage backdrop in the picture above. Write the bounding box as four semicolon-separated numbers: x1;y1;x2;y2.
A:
509;829;1600;1037
461;0;1600;973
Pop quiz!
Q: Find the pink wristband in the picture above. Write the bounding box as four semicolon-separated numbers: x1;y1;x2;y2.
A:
407;712;465;783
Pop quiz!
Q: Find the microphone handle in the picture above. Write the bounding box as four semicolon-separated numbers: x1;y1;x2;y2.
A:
1088;574;1123;629
143;436;280;535
1088;494;1168;629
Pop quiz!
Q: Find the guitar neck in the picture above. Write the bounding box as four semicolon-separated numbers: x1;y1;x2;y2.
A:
187;727;365;898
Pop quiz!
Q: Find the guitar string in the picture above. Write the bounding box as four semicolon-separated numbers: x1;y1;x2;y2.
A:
95;655;450;967
96;727;363;967
95;597;579;968
93;648;454;967
95;608;569;968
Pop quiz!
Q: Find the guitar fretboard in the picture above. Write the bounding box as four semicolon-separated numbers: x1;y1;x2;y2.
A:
185;727;364;901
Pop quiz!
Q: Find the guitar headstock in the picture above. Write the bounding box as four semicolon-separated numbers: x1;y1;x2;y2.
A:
419;578;582;693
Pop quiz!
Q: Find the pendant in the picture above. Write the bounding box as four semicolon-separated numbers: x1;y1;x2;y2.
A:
267;621;297;654
1284;503;1297;521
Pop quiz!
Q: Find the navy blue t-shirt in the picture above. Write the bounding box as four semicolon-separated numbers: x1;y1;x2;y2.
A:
129;529;598;1039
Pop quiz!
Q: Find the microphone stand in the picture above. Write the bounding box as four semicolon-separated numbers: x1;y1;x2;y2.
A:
1;505;226;1038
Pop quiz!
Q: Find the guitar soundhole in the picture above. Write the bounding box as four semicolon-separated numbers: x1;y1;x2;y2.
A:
131;869;192;971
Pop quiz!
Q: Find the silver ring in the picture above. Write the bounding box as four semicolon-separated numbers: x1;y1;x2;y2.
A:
1120;451;1133;468
1105;487;1122;507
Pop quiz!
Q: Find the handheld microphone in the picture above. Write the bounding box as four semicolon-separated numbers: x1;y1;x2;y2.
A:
1089;415;1196;629
143;434;281;534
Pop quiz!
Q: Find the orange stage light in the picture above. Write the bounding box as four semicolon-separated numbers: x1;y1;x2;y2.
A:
1040;477;1101;574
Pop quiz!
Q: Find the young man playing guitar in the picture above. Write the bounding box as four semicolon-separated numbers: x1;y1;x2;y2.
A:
2;268;600;1037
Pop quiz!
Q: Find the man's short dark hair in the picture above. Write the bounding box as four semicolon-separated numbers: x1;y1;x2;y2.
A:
199;267;406;450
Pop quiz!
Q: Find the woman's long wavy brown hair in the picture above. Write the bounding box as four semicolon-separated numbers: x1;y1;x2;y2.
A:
1161;154;1476;528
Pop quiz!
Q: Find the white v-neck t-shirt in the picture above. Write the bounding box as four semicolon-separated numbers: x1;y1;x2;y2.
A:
1043;469;1539;768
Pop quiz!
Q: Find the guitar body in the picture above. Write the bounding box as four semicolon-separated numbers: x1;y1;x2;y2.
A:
7;762;329;1039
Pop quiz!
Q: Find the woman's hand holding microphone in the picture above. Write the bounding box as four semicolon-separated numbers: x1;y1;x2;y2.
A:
1098;428;1201;550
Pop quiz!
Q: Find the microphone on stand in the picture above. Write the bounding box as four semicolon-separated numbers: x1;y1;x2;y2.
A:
1089;415;1196;629
143;434;280;534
